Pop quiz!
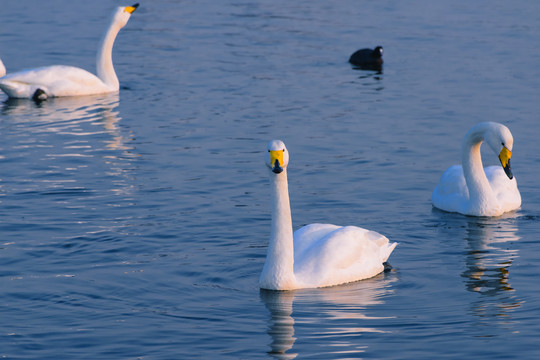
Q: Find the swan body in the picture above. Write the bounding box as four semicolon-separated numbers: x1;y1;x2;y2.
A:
259;140;397;291
432;122;521;216
0;4;139;100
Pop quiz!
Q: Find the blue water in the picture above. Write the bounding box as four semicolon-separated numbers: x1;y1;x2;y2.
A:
1;0;540;358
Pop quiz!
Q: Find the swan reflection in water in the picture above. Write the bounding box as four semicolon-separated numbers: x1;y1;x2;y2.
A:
2;93;135;152
1;93;137;198
461;215;522;321
260;273;396;359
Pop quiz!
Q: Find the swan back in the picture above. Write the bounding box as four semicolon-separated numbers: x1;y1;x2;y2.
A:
293;224;395;288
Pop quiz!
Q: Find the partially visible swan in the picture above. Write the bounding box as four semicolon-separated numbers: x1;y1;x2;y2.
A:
0;4;139;101
0;58;5;77
432;122;521;217
259;140;397;291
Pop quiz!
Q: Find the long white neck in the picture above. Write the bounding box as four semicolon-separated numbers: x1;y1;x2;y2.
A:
259;170;296;290
96;18;122;90
461;130;498;214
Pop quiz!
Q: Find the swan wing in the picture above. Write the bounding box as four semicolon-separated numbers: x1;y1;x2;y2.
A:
0;65;109;98
432;165;469;213
294;224;396;288
485;166;522;212
293;223;340;257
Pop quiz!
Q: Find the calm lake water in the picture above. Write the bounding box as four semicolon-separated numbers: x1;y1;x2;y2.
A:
1;0;540;358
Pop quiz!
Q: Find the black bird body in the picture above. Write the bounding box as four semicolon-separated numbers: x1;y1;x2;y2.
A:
349;46;383;70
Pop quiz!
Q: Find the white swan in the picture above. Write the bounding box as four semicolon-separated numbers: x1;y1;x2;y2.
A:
0;4;139;101
0;58;5;77
432;122;521;217
259;140;397;291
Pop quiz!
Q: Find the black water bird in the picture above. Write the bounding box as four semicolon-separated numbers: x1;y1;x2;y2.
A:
349;46;383;71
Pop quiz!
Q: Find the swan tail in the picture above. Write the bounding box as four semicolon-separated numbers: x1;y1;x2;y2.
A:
0;79;44;99
380;241;397;263
0;80;20;97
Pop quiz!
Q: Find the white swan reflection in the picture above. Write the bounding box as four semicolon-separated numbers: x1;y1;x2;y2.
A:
462;215;522;318
2;93;136;152
260;274;396;359
1;93;137;198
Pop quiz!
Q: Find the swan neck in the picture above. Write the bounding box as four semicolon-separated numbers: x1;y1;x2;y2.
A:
260;170;296;289
96;18;121;90
270;172;294;250
462;135;493;203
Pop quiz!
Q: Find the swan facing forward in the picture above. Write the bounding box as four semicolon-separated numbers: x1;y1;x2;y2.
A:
0;4;139;101
259;140;397;291
432;122;521;217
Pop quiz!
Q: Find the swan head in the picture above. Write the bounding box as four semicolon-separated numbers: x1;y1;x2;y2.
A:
482;122;514;180
266;140;289;174
463;122;514;180
111;3;139;28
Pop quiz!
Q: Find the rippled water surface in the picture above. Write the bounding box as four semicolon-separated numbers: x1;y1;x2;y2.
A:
1;0;540;358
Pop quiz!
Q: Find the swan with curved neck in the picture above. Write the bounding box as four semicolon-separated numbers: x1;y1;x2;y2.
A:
0;4;139;100
432;122;521;216
260;140;397;290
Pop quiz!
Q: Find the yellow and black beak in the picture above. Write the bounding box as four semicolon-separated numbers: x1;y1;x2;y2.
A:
498;145;513;179
269;150;284;174
125;3;139;14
